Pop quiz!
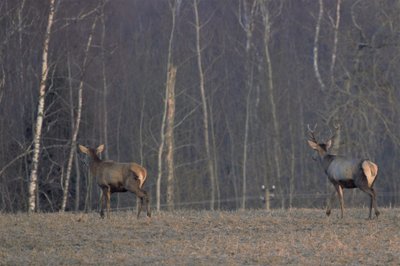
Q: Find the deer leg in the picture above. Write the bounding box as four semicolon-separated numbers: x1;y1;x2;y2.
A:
106;187;111;218
125;178;151;219
137;196;143;218
371;188;380;218
359;186;379;219
99;190;104;218
134;189;150;219
335;185;344;218
100;187;107;218
143;190;150;218
326;189;337;216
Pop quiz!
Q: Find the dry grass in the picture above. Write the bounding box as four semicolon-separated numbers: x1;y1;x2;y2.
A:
0;208;399;265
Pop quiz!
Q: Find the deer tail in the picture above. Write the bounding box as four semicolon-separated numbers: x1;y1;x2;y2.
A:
130;164;147;189
361;160;378;188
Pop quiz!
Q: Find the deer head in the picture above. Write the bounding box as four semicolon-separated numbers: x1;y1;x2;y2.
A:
78;144;104;159
307;124;332;161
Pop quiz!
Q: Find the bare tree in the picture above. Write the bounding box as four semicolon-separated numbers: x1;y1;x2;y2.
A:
166;65;177;210
313;0;326;91
100;1;109;159
157;0;179;211
61;15;98;211
239;0;257;209
0;65;4;105
28;0;56;213
329;0;342;85
259;0;283;209
66;55;82;211
193;0;216;210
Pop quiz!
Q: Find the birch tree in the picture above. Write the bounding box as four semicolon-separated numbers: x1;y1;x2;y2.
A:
28;0;56;213
329;0;342;86
61;16;98;211
194;0;216;210
313;0;326;91
239;0;257;209
166;65;177;210
157;0;179;211
259;0;282;209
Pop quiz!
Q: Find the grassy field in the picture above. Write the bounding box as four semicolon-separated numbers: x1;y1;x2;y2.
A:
0;208;399;265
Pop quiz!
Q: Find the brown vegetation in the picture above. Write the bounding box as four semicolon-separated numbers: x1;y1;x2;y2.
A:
0;209;399;265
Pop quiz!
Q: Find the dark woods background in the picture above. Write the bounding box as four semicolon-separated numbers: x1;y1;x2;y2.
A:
0;0;399;212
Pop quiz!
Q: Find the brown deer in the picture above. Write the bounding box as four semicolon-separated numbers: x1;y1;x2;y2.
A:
78;144;151;219
306;125;379;219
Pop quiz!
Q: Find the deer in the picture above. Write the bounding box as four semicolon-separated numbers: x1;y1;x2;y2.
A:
78;144;151;219
306;124;379;219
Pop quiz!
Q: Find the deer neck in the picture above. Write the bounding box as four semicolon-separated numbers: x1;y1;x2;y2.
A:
89;154;102;167
89;155;103;177
321;153;336;172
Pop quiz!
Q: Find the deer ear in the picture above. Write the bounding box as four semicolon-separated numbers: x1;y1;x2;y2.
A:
307;140;319;150
78;145;89;154
96;144;105;154
326;139;332;150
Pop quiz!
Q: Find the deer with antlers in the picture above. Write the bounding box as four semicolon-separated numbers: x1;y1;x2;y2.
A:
306;124;379;219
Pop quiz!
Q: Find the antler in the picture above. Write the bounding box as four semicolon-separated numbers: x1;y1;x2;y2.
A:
307;124;318;143
330;121;340;138
333;121;340;130
329;121;341;154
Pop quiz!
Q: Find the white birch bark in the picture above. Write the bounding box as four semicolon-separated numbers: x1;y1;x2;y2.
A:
156;97;167;211
313;0;326;91
166;66;177;211
157;1;178;211
28;0;56;213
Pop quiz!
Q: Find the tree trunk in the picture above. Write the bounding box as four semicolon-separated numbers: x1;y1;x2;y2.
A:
61;16;98;212
260;0;283;209
67;54;82;211
166;65;177;210
330;0;342;86
84;172;93;212
28;0;56;213
157;1;178;211
156;93;167;211
313;0;326;91
100;7;109;159
209;104;220;209
194;0;216;210
240;0;256;209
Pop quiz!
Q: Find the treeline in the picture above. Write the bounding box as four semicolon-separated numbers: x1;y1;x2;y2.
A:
0;0;399;212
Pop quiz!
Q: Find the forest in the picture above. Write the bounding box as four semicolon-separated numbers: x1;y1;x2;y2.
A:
0;0;399;213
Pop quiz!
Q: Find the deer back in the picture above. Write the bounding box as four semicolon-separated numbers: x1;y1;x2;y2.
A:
326;156;379;189
93;160;133;187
